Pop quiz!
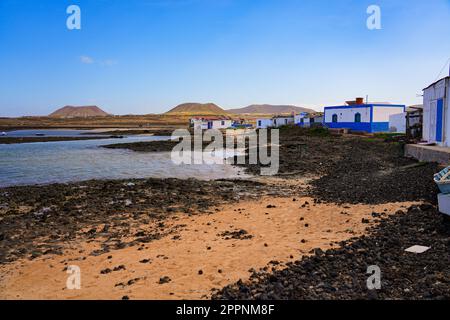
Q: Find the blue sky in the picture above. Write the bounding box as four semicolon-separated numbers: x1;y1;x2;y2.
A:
1;0;450;116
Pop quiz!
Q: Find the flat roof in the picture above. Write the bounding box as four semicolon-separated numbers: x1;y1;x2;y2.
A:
324;104;405;110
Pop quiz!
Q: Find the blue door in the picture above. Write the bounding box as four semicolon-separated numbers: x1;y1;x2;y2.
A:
436;99;444;142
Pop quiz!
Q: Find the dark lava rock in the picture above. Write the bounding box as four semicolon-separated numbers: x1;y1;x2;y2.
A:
307;137;439;205
113;265;126;272
219;229;253;240
158;276;171;284
139;259;151;264
100;268;112;275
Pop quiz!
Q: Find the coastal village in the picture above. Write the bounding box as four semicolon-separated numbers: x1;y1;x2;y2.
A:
0;73;449;300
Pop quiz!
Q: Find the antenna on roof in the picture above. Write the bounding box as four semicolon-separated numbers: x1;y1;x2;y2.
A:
433;57;450;82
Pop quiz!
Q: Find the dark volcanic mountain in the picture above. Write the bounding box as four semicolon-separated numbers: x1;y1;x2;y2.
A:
227;104;316;115
165;103;228;115
49;106;110;118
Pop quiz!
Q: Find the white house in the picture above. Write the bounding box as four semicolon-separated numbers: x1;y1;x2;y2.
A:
256;118;273;129
423;76;450;146
324;100;405;133
190;118;209;130
297;113;324;128
272;116;295;128
190;117;233;130
294;112;309;125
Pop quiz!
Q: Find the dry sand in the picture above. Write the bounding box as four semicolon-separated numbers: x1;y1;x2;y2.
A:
0;196;416;300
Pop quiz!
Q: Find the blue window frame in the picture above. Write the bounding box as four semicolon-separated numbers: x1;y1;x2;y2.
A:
332;114;338;123
355;113;361;123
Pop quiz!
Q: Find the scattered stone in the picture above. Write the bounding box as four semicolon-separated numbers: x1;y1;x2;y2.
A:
113;265;126;272
219;229;253;240
158;276;171;284
405;245;431;254
139;259;151;264
100;268;112;274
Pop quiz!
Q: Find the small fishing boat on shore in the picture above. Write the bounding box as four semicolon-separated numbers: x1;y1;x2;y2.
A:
434;166;450;193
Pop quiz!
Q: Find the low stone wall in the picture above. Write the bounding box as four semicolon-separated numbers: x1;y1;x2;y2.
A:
405;144;450;165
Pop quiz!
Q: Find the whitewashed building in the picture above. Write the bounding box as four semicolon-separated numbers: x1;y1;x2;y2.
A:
190;117;233;130
297;113;324;128
324;102;405;133
423;76;450;146
294;112;309;125
272;116;295;128
256;118;273;129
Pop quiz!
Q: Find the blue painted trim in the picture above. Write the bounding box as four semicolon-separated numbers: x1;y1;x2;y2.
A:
371;122;390;133
370;105;373;124
324;120;392;133
324;122;372;132
437;99;444;142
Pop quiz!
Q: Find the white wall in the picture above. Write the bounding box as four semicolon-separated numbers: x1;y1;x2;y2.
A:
192;120;208;130
372;106;405;122
389;113;406;133
294;115;303;124
423;78;448;145
324;107;371;123
211;120;232;129
256;119;273;129
272;117;294;127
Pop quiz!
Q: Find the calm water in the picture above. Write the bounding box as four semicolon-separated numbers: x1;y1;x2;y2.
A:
1;129;103;137
0;130;248;187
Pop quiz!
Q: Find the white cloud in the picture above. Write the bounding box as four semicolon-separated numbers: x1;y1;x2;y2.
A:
100;59;118;66
80;55;94;64
79;56;118;66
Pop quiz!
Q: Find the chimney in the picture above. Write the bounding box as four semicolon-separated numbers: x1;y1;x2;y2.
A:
356;97;364;105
